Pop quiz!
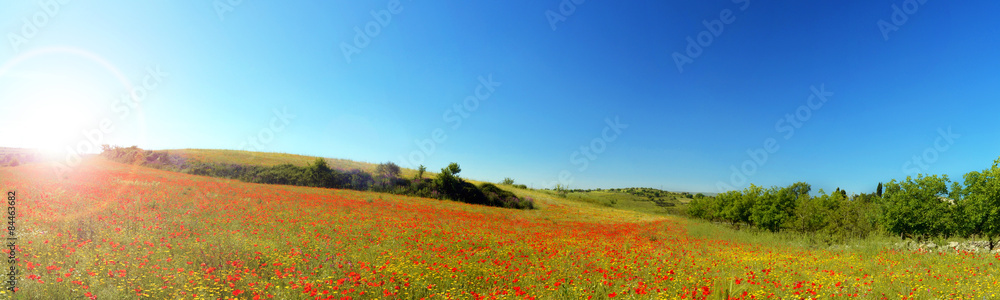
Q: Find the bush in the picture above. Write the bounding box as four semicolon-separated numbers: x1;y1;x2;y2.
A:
306;158;334;187
375;162;401;178
340;169;374;191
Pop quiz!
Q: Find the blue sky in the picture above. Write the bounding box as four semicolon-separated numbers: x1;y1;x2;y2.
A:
1;0;998;194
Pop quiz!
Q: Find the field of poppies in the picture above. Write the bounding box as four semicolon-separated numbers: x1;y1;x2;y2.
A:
1;157;998;299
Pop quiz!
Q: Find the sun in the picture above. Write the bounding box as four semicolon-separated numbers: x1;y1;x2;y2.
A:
1;70;106;157
0;47;139;158
23;82;101;154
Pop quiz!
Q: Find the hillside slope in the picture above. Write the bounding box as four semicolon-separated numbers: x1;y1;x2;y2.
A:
167;149;428;179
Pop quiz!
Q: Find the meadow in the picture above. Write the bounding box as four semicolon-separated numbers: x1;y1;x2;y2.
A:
0;156;998;299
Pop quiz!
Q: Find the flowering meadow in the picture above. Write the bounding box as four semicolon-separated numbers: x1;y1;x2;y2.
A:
0;158;998;299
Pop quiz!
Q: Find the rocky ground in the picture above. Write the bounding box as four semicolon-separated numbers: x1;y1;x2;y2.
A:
892;240;1000;254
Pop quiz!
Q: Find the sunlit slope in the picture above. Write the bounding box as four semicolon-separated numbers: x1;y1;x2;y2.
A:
167;148;424;178
165;148;537;186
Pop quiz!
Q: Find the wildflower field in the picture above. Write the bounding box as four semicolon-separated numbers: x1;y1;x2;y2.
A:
1;158;998;299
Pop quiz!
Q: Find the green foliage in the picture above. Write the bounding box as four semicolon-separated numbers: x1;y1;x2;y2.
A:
958;159;1000;249
881;174;953;240
501;177;515;185
687;195;714;220
428;163;532;208
750;185;800;232
791;191;827;234
825;193;879;242
375;162;402;178
689;181;876;243
479;183;533;209
446;163;461;177
723;184;759;228
306;158;334;187
415;165;427;181
684;158;1000;246
435;164;460;192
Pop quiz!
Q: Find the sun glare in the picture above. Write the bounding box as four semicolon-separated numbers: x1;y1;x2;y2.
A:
0;47;143;158
3;71;107;157
0;47;139;158
28;86;98;151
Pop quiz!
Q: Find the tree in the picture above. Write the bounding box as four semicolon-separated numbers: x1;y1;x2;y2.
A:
712;190;738;223
446;163;461;177
834;187;847;199
501;177;515;185
305;158;333;187
375;162;401;178
782;182;811;214
415;165;427;180
759;182;808;232
881;174;952;240
724;184;760;228
687;195;715;219
793;190;828;234
750;186;786;232
876;182;883;198
435;163;462;198
960;158;1000;250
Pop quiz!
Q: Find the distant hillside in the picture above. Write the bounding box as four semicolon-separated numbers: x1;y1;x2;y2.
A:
101;146;536;209
0;147;43;167
536;187;694;216
167;149;426;178
161;149;697;216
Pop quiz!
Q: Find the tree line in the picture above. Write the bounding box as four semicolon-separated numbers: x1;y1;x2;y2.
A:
688;157;1000;250
99;145;535;209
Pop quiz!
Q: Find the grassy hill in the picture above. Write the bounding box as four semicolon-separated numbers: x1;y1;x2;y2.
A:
164;149;696;215
166;149;427;178
149;149;698;216
528;188;691;216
